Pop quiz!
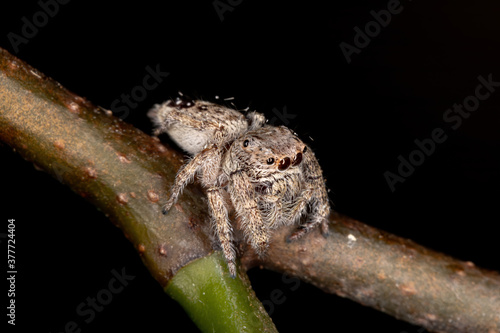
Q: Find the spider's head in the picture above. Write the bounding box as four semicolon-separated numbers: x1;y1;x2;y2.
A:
236;126;307;178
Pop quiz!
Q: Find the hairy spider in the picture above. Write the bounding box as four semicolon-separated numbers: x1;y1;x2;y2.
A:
148;96;330;276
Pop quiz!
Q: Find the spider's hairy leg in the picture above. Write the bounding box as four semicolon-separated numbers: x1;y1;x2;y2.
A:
229;171;270;257
286;187;313;227
162;146;218;214
287;150;331;242
207;187;236;277
287;188;330;242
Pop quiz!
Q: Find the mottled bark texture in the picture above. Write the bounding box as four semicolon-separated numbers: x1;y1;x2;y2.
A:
1;48;499;332
242;214;500;332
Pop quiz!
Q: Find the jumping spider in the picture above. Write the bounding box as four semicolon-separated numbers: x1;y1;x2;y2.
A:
148;96;330;276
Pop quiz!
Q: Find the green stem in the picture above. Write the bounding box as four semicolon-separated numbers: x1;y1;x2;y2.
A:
166;252;276;332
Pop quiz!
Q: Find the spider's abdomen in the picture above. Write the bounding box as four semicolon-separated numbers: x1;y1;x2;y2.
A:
166;123;211;155
149;99;249;155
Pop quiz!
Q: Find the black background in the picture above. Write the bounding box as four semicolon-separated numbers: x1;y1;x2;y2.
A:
1;0;499;332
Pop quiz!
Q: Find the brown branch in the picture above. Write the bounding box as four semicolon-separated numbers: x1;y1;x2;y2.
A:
242;215;500;332
1;47;499;332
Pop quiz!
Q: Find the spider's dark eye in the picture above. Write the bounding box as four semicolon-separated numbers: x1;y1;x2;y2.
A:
266;157;275;165
172;96;195;108
243;140;249;147
292;152;302;166
278;157;291;170
303;146;308;153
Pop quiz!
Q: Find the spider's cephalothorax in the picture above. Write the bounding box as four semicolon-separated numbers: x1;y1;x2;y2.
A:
148;97;330;276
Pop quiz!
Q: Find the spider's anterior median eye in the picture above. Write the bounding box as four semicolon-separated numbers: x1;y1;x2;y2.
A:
278;157;291;170
243;140;249;147
292;152;303;166
266;157;275;165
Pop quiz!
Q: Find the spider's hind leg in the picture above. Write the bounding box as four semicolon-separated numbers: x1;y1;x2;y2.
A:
286;197;330;242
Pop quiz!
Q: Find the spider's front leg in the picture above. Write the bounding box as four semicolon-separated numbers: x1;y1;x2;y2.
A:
287;149;331;242
206;186;236;277
286;186;330;242
229;171;270;257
